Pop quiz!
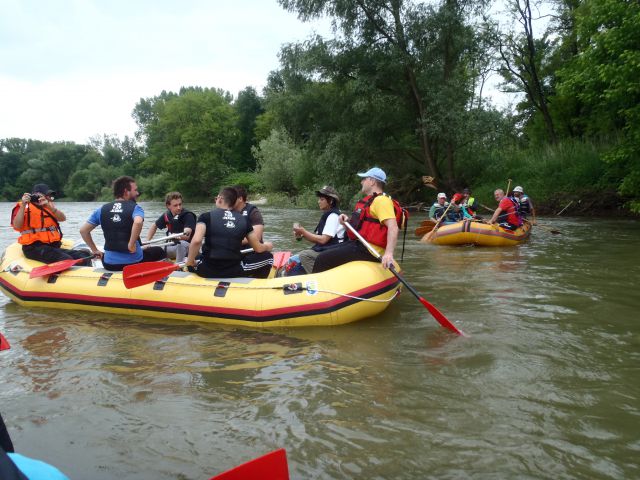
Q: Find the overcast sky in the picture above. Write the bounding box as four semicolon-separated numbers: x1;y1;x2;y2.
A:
0;0;332;144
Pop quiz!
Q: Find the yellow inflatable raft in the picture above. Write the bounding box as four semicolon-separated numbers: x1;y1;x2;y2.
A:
421;219;532;246
0;242;401;327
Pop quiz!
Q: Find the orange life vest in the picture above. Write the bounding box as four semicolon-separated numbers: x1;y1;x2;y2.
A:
347;193;407;248
11;202;62;245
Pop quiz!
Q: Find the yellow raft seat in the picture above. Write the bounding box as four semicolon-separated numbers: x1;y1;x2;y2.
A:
422;219;532;246
0;242;401;327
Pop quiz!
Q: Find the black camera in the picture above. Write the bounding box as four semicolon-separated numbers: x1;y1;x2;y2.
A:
30;192;44;204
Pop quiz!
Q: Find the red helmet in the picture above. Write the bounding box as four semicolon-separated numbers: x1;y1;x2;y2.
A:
452;193;464;204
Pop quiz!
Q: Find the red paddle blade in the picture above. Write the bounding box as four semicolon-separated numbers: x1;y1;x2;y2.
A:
272;251;291;269
419;297;466;336
123;261;179;289
209;449;289;480
29;257;85;278
0;332;10;351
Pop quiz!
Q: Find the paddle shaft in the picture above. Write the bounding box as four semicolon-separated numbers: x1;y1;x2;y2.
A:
143;232;184;245
424;201;455;241
343;222;465;335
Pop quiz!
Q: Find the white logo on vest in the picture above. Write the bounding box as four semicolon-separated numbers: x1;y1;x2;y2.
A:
111;202;123;213
223;210;236;229
112;214;121;222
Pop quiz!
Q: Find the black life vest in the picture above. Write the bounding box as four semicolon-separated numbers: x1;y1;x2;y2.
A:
518;195;531;215
100;200;137;253
204;209;249;261
311;208;344;252
431;202;448;220
241;203;262;241
162;209;196;238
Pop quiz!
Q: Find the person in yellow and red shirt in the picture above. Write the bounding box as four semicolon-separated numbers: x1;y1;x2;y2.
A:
11;183;90;265
312;167;402;273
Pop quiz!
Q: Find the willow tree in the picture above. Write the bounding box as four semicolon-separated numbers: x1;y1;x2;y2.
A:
276;0;483;189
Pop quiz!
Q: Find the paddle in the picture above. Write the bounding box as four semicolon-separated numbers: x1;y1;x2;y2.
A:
0;332;10;351
209;449;289;480
142;232;184;245
423;202;455;242
344;222;465;336
414;224;436;237
420;219;437;227
29;255;93;279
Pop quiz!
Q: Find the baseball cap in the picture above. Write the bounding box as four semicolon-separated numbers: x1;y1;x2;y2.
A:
32;183;56;196
513;186;524;193
357;167;387;183
437;192;447;199
316;186;340;203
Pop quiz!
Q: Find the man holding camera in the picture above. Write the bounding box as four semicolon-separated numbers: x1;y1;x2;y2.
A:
11;183;89;265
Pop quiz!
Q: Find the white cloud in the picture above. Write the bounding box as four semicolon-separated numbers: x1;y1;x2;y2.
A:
0;0;332;143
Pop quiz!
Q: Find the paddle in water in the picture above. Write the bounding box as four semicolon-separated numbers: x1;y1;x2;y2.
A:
209;449;289;480
344;222;465;336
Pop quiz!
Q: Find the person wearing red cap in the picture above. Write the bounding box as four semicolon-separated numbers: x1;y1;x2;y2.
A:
11;183;91;265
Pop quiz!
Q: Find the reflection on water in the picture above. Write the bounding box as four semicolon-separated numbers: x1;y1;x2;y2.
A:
1;203;639;479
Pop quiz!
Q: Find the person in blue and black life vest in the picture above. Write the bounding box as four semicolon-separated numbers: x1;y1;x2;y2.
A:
312;167;406;273
185;187;273;278
512;186;537;224
286;186;346;275
233;185;274;278
11;183;91;265
489;188;523;230
145;191;196;263
80;176;166;271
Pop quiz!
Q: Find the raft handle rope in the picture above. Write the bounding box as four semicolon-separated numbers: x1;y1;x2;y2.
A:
4;267;401;304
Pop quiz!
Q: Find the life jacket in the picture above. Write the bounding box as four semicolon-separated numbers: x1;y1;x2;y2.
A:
348;193;408;248
518;195;531;216
462;196;477;216
162;209;196;238
205;209;248;261
311;208;345;252
11;202;62;246
100;200;137;253
499;196;523;227
241;203;262;241
431;202;448;220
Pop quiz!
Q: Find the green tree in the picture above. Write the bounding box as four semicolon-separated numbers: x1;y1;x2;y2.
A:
234;87;265;171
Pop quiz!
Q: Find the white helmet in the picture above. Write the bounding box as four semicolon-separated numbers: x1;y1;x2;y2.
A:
513;186;524;193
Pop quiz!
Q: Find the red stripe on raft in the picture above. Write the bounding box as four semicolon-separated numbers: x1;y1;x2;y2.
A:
0;276;399;319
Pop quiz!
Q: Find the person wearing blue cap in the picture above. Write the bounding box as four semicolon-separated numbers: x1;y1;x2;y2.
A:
312;167;403;273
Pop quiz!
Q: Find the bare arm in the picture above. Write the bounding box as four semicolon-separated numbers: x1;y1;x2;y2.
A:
12;193;30;229
293;224;332;245
185;223;206;267
247;231;273;253
128;216;143;253
145;224;158;241
489;207;503;224
381;218;398;269
79;222;103;258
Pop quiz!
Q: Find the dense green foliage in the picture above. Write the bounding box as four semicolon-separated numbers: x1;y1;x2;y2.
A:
1;0;637;213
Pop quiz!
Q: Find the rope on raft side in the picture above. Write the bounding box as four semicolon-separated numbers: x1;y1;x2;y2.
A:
3;266;401;303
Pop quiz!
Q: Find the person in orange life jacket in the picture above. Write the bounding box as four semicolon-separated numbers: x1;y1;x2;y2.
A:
489;188;523;230
312;167;400;273
460;187;478;218
79;176;165;271
233;185;274;278
11;183;91;265
145;191;196;263
185;187;273;278
512;186;536;224
288;186;346;275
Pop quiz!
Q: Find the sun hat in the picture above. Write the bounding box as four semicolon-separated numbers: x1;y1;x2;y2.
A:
513;186;524;193
357;167;386;183
437;192;447;199
32;183;56;196
316;186;340;203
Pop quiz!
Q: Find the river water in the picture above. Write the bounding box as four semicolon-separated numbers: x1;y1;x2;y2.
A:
1;202;639;479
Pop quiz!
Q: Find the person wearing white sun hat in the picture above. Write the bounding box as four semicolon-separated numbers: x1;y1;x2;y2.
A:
512;186;536;223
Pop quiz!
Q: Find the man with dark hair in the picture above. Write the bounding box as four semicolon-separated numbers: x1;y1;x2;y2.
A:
11;183;90;265
233;185;274;278
185;187;273;278
80;176;165;271
145;191;196;262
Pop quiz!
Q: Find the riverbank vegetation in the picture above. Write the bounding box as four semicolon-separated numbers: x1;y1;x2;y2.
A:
1;0;637;214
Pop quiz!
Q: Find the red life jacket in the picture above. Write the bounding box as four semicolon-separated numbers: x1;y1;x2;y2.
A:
11;202;62;245
348;193;408;248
